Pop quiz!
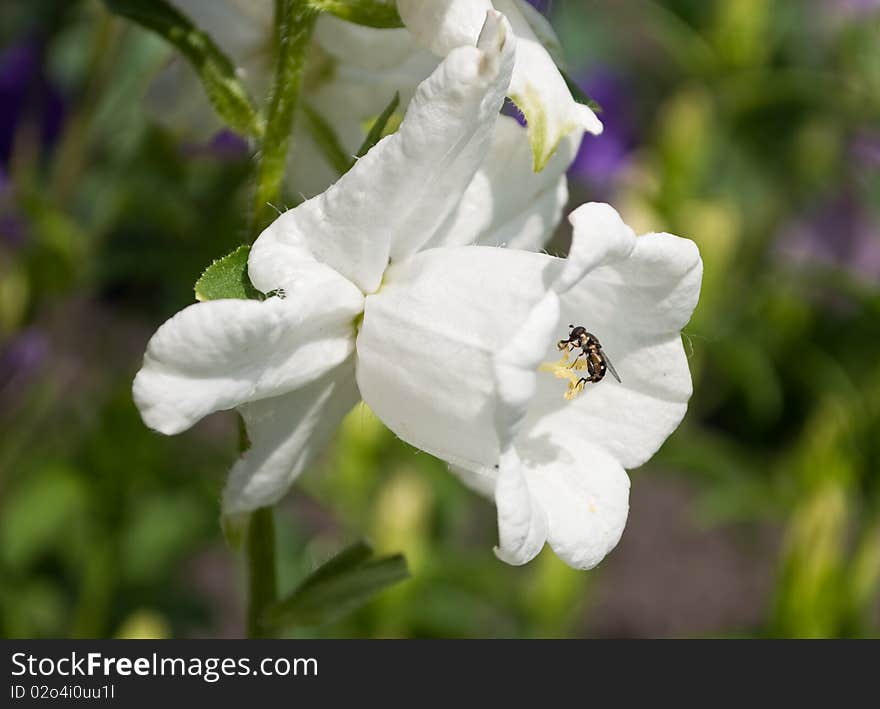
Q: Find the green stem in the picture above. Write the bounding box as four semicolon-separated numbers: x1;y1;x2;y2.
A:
250;0;317;238
246;506;278;638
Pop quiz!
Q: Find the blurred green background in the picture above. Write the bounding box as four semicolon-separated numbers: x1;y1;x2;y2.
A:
1;0;879;638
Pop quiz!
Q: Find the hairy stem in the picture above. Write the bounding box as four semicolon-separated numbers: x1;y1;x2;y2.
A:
250;0;317;238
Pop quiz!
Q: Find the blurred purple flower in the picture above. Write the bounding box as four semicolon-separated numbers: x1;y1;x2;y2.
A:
851;131;880;170
777;192;880;283
568;70;637;193
0;40;66;168
0;328;49;393
179;129;250;161
832;0;880;15
525;0;552;13
0;166;27;249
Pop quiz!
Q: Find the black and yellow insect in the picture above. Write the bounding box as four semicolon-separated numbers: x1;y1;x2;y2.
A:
557;325;621;387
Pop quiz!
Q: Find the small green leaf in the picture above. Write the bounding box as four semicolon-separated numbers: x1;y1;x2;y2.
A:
302;103;355;176
356;91;401;160
307;0;403;28
264;541;409;628
104;0;264;137
194;245;262;301
562;70;603;114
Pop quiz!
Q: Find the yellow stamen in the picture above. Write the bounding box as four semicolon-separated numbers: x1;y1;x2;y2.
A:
539;350;589;401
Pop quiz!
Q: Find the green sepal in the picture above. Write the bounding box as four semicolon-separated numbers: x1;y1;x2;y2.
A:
561;69;603;114
355;91;401;160
303;103;355;176
307;0;403;28
104;0;264;138
194;245;263;302
221;511;249;552
264;540;409;628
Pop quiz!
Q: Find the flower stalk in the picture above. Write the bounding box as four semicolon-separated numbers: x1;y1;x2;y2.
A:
244;0;316;638
246;506;278;638
251;0;318;239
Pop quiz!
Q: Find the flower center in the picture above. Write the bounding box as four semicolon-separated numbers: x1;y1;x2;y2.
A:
538;346;589;401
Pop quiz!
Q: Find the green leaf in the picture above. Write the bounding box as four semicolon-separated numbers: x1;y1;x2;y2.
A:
104;0;264;137
307;0;403;28
356;91;401;160
302;103;355;176
194;245;262;301
561;70;603;114
264;541;409;628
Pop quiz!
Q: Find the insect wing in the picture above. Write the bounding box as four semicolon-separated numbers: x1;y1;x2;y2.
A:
601;350;622;383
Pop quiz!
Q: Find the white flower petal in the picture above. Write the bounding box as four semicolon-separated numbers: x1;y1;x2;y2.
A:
493;447;548;565
249;10;516;293
581;231;704;336
359;208;698;569
428;115;576;251
397;0;494;55
222;361;359;515
526;336;692;470
357;246;559;471
398;0;601;171
511;0;565;66
493;0;602;169
556;202;637;293
313;13;432;73
450;432;630;570
524;231;702;468
133;269;363;435
357;209;649;468
289;17;439;198
516;429;630;569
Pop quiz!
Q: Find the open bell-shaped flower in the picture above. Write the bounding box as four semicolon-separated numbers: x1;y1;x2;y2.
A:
133;10;702;570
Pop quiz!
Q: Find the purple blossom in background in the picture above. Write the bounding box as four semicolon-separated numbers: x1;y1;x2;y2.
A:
0;40;66;168
832;0;880;15
526;0;552;13
180;129;250;161
851;130;880;170
776;192;880;284
0;166;27;248
0;328;49;394
568;69;637;193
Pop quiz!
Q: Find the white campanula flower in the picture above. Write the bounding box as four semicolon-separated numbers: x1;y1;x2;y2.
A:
156;0;595;196
397;0;603;170
134;12;701;570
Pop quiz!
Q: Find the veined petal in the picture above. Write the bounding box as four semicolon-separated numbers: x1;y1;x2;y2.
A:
428;115;576;251
222;361;360;515
397;0;601;171
133;267;363;435
249;10;515;294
